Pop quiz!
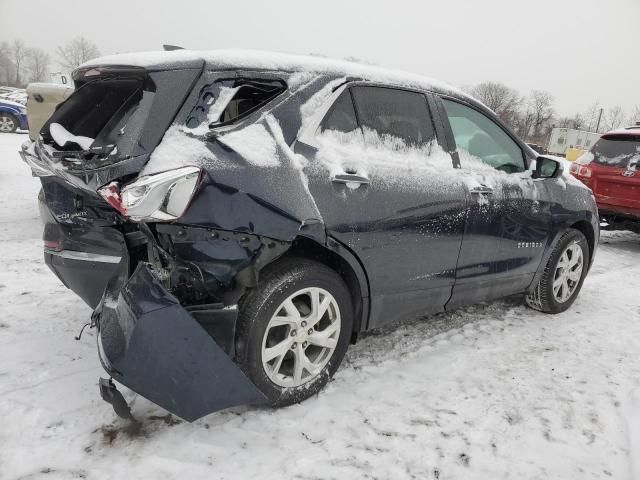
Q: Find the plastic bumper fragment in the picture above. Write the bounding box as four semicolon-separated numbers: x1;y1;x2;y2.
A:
96;263;266;422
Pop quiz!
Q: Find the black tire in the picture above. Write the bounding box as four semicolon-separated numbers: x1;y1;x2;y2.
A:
0;113;18;133
526;229;590;314
235;257;353;407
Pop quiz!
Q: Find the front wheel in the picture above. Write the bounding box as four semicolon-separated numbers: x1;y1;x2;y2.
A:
0;113;18;133
526;229;589;313
235;258;353;407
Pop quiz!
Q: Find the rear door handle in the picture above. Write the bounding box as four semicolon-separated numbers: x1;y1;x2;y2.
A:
469;186;493;195
332;173;370;185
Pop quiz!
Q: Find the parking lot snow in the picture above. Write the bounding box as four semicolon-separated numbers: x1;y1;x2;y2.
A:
1;132;639;480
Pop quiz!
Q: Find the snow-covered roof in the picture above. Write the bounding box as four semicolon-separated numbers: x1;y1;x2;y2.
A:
81;49;470;100
602;126;640;137
0;97;25;109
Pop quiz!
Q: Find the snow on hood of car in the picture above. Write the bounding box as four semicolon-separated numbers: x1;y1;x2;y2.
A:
81;48;468;100
0;98;25;109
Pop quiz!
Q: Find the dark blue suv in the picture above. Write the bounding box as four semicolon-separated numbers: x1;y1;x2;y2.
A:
20;50;598;422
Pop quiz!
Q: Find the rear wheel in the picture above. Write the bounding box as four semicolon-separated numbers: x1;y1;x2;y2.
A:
0;113;18;133
236;258;353;406
526;229;589;313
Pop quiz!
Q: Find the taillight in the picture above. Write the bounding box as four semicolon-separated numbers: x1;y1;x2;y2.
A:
569;163;592;178
44;240;61;251
98;166;202;222
98;182;125;214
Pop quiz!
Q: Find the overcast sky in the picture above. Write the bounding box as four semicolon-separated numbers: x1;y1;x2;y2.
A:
2;0;638;116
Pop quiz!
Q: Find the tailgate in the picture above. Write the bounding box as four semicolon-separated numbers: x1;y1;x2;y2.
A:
23;64;203;192
592;168;640;210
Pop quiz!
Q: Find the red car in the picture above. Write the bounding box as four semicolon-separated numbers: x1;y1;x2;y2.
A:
570;126;640;233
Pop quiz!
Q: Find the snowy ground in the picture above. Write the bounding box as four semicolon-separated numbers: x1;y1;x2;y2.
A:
1;132;639;480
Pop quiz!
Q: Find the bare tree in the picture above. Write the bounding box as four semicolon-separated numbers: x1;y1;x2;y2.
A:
603;105;625;132
56;37;100;70
626;105;640;126
26;48;50;83
555;113;585;130
515;109;535;141
11;39;27;86
583;102;602;132
468;81;522;129
569;113;585;130
0;42;14;86
528;90;555;143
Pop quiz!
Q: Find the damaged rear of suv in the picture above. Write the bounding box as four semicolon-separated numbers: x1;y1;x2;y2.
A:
22;50;598;422
23;52;361;421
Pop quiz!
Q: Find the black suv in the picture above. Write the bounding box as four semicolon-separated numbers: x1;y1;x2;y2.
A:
21;50;598;422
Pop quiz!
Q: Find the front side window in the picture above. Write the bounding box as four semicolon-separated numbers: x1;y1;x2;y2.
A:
320;89;359;135
350;86;435;148
442;99;525;173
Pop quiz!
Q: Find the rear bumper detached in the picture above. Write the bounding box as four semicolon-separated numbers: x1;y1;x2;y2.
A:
95;263;266;422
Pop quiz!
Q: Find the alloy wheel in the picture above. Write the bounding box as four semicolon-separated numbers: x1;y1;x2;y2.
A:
0;115;16;133
552;241;584;303
261;287;341;388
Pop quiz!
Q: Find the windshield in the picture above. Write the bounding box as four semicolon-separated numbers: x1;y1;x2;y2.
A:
591;136;640;169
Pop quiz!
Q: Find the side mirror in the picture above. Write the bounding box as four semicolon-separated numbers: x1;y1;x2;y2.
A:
533;155;563;179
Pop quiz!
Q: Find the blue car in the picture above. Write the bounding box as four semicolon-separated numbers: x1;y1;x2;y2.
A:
0;98;28;133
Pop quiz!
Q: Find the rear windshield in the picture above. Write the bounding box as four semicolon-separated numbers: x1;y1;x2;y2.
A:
592;136;640;168
42;73;154;155
39;67;201;169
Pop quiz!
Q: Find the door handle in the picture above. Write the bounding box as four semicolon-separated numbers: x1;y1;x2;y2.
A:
469;186;493;195
332;173;370;185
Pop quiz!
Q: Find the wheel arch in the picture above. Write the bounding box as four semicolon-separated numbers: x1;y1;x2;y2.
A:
569;219;596;263
278;235;370;339
528;218;597;294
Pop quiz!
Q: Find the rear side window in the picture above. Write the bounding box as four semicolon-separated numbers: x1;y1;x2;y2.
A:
442;99;525;174
351;86;435;148
187;79;286;129
219;81;285;124
591;136;640;168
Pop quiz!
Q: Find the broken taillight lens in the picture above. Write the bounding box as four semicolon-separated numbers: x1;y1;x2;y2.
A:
98;166;202;221
569;163;592;178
